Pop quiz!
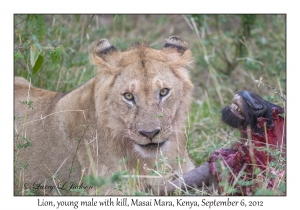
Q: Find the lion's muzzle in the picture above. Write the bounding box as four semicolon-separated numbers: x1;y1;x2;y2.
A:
138;128;161;140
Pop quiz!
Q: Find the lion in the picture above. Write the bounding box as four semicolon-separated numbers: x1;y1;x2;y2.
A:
14;36;195;195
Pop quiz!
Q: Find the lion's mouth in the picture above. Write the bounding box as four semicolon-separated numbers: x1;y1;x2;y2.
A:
138;141;166;149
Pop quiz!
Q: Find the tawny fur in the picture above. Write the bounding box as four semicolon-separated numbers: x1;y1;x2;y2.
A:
14;36;195;195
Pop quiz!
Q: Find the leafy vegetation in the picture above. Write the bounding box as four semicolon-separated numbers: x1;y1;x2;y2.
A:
14;14;286;195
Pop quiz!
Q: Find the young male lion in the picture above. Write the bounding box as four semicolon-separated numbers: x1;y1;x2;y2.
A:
14;36;196;195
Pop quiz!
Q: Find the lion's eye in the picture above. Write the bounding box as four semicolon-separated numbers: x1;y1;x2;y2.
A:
124;92;134;101
160;88;170;97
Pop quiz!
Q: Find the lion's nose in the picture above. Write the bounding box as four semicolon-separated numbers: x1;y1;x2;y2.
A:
139;129;161;140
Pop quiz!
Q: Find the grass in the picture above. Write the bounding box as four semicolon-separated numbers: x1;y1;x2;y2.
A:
14;14;286;195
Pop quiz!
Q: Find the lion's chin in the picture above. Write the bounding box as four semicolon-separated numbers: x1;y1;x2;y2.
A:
133;141;170;158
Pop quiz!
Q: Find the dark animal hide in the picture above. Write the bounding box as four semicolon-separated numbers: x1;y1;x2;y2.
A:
221;90;284;137
155;91;286;195
210;90;286;195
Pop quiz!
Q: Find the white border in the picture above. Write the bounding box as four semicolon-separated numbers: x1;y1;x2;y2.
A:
2;1;298;209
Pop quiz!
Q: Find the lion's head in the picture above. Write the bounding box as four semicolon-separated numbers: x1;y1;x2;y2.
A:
91;36;194;172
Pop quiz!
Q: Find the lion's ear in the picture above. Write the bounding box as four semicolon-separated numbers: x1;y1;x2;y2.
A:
163;36;192;62
91;39;121;71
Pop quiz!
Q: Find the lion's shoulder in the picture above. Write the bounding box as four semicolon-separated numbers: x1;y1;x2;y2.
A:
15;76;30;86
14;77;65;103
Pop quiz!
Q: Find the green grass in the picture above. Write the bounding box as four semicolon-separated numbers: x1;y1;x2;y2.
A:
14;14;286;195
